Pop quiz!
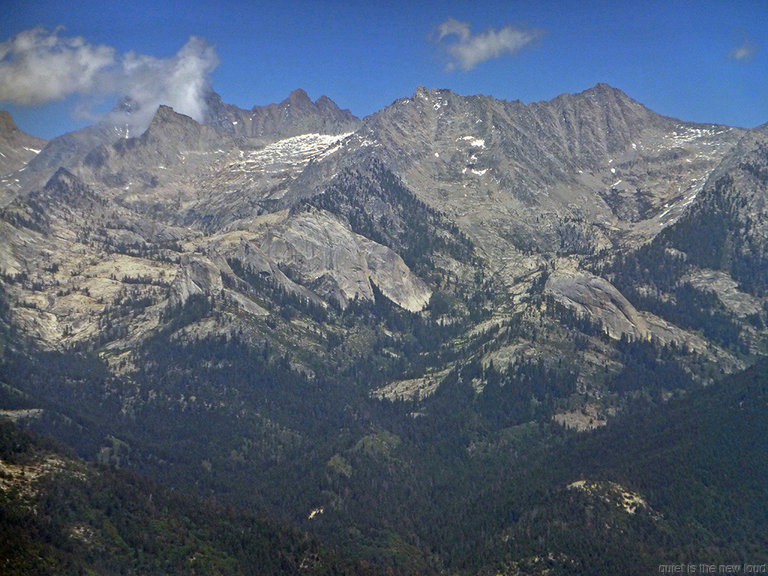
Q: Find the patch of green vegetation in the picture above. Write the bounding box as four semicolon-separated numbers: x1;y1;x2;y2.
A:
353;431;402;459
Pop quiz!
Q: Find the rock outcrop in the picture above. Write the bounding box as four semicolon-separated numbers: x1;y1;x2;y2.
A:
256;208;430;311
545;265;648;340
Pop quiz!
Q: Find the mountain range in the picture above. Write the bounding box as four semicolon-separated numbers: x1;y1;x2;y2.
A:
1;84;767;575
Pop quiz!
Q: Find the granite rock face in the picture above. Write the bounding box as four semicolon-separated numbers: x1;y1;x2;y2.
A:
545;266;648;341
0;93;422;354
256;208;430;311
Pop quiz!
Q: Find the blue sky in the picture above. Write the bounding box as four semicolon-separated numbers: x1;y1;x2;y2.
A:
1;0;766;138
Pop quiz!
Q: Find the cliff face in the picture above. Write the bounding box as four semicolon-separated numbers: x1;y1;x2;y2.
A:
0;110;47;181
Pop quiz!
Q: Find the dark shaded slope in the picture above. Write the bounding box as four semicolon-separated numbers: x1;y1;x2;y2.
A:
658;124;768;295
469;358;768;575
0;419;382;576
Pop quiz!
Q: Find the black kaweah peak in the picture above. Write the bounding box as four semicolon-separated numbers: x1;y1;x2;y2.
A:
203;89;360;141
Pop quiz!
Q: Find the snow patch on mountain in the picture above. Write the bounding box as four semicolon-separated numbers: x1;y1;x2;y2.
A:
228;133;352;175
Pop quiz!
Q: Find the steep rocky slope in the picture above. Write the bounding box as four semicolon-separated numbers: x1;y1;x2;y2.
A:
285;85;742;265
0;111;46;179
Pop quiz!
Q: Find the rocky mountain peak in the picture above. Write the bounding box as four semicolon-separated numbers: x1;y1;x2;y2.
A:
74;103;234;203
0;110;47;177
315;94;339;111
414;85;430;99
286;88;313;107
546;82;649;115
581;82;630;100
0;110;19;133
340;82;745;264
408;85;455;105
136;105;226;151
259;89;360;134
45;166;79;189
148;105;190;127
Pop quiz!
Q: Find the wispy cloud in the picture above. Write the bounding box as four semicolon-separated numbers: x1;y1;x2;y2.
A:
112;36;219;131
435;18;544;71
0;27;115;105
728;32;758;61
0;27;219;131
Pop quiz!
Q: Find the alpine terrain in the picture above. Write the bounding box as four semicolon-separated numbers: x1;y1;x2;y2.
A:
1;84;767;575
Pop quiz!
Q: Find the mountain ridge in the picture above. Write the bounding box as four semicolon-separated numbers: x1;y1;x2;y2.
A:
204;88;361;142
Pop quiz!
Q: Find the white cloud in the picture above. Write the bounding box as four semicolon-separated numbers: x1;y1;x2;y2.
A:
0;28;219;132
437;18;472;44
0;27;115;104
435;18;544;71
728;38;758;61
111;36;219;131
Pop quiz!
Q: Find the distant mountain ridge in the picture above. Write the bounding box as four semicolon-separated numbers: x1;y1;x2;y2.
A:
205;88;361;142
2;89;360;195
283;83;742;259
0;82;756;370
0;82;757;377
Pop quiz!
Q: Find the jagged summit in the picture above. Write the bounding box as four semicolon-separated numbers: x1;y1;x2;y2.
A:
204;89;361;141
11;90;360;193
548;82;658;118
0;110;19;133
144;104;201;134
405;82;635;107
316;94;342;113
0;110;47;177
285;88;313;106
326;82;744;264
74;103;234;199
150;104;184;122
577;82;630;99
